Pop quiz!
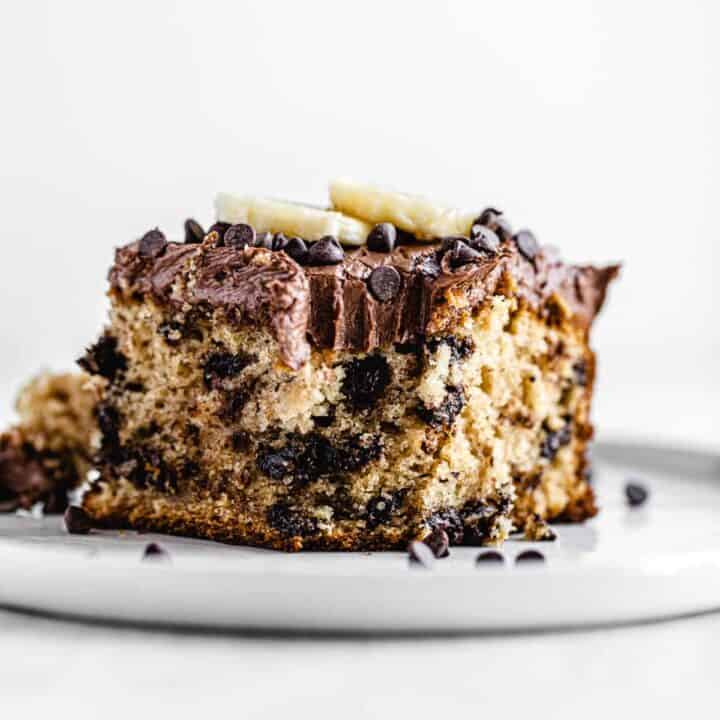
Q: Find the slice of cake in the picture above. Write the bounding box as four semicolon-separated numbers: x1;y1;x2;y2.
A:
0;373;97;512
79;181;618;550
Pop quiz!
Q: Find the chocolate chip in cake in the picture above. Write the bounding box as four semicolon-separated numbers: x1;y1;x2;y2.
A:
540;422;572;460
256;446;295;481
460;501;497;546
138;228;167;259
77;335;127;381
157;320;185;346
267;503;318;538
312;405;336;428
476;550;505;565
284;237;308;264
96;404;121;444
625;481;649;507
184;218;205;244
425;335;475;362
341;354;391;410
306;236;344;266
424;528;450;558
427;508;464;544
254;231;274;249
208;222;230;243
515;549;545;564
272;232;289;251
366;491;405;529
366;223;397;253
64;506;93;535
221;386;254;421
468;225;500;255
417;386;465;429
572;360;589;387
224;223;256;249
408;540;435;568
514;230;539;262
142;542;170;561
202;351;256;389
368;266;402;302
231;431;250;452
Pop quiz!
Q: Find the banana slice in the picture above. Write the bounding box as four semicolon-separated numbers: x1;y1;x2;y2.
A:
329;179;477;241
214;193;372;245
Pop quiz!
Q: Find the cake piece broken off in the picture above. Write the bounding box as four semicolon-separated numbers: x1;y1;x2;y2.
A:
0;373;98;512
80;181;618;550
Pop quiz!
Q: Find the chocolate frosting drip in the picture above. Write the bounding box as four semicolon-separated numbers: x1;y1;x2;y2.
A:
109;237;618;369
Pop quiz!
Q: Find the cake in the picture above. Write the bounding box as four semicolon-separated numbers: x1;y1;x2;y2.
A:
78;181;618;550
0;372;97;512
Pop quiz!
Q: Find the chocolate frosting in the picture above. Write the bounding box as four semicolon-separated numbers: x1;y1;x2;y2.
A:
109;237;619;369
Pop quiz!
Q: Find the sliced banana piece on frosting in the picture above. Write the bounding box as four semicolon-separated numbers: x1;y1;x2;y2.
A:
215;193;371;245
329;179;477;241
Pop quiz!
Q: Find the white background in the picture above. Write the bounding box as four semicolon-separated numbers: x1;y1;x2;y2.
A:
0;0;718;449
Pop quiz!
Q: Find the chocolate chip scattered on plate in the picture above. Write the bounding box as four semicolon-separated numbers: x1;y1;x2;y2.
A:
408;540;435;568
515;549;545;564
424;527;450;559
64;506;93;535
625;481;649;507
475;550;505;565
142;542;170;561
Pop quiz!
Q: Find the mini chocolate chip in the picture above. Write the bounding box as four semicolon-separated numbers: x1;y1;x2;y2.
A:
142;542;170;561
341;354;391;410
368;265;401;302
473;207;503;228
208;222;230;243
184;218;205;244
272;232;289;251
254;231;274;249
472;208;512;241
284;236;308;264
625;481;648;507
267;503;318;537
138;228;167;258
468;225;500;255
515;549;545;564
367;223;397;253
64;506;93;535
514;230;539;262
447;239;482;268
408;540;435;568
424;528;450;559
306;236;344;266
475;550;505;565
224;223;256;249
77;334;127;381
573;360;589;387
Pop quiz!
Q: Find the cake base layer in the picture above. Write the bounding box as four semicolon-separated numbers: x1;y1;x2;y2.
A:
0;373;97;512
82;279;597;550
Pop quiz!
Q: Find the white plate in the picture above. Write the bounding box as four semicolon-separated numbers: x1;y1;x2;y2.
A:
1;441;719;633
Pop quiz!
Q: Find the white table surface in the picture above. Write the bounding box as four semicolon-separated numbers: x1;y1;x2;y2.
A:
1;605;717;718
